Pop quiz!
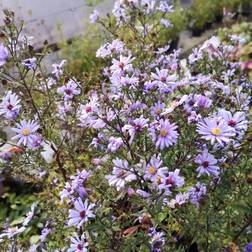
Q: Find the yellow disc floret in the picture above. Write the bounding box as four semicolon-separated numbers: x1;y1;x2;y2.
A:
22;128;30;136
211;127;221;136
148;166;156;175
160;129;168;137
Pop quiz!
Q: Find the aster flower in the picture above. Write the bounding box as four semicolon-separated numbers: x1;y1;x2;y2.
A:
151;101;165;118
217;109;248;132
110;55;134;75
22;57;36;69
197;117;235;146
40;223;52;242
158;169;184;195
151;68;177;93
68;198;95;228
165;192;189;208
12;120;40;147
89;10;99;24
122;116;149;144
0;226;26;240
0;43;8;66
108;136;124;153
188;182;207;207
160;19;173;28
70;169;91;198
158;1;173;13
195;149;220;177
57;80;81;100
144;154;167;182
0;91;21;120
68;233;88;252
105;158;136;191
184;94;212;113
152;119;178;150
148;228;165;252
244;242;252;252
60;182;74;202
52;60;66;79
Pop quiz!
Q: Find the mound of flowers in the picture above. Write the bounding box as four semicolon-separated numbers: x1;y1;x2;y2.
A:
0;2;251;252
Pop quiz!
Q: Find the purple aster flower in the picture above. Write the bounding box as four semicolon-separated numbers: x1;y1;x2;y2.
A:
68;197;95;228
158;1;173;13
108;136;124;153
244;242;252;252
105;158;136;191
89;10;99;24
0;91;21;120
52;60;66;79
40;222;52;242
197;117;235;146
160;19;173;28
70;169;91;198
60;182;74;202
188;182;207;207
148;227;165;252
22;57;36;69
110;55;134;75
68;233;88;252
122;116;149;144
152;119;178;150
57;80;81;100
144;154;168;182
151;68;177;93
184;94;212;113
165;192;189;208
108;39;125;54
218;109;248;132
195;149;220;177
12;120;40;147
151;101;165;118
0;43;8;66
158;169;184;195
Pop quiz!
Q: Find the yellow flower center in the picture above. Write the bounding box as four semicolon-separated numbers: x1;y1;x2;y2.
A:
148;166;156;175
160;129;168;137
156;108;161;115
211;127;221;136
22;128;30;136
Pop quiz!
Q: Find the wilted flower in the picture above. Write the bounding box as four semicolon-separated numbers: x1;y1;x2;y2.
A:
159;169;184;195
122;116;149;144
105;158;136;190
108;136;124;152
188;182;207;207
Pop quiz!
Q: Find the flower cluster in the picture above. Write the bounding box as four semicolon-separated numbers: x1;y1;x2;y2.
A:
0;4;251;252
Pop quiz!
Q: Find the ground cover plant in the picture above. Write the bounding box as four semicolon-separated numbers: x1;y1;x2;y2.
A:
0;1;252;251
